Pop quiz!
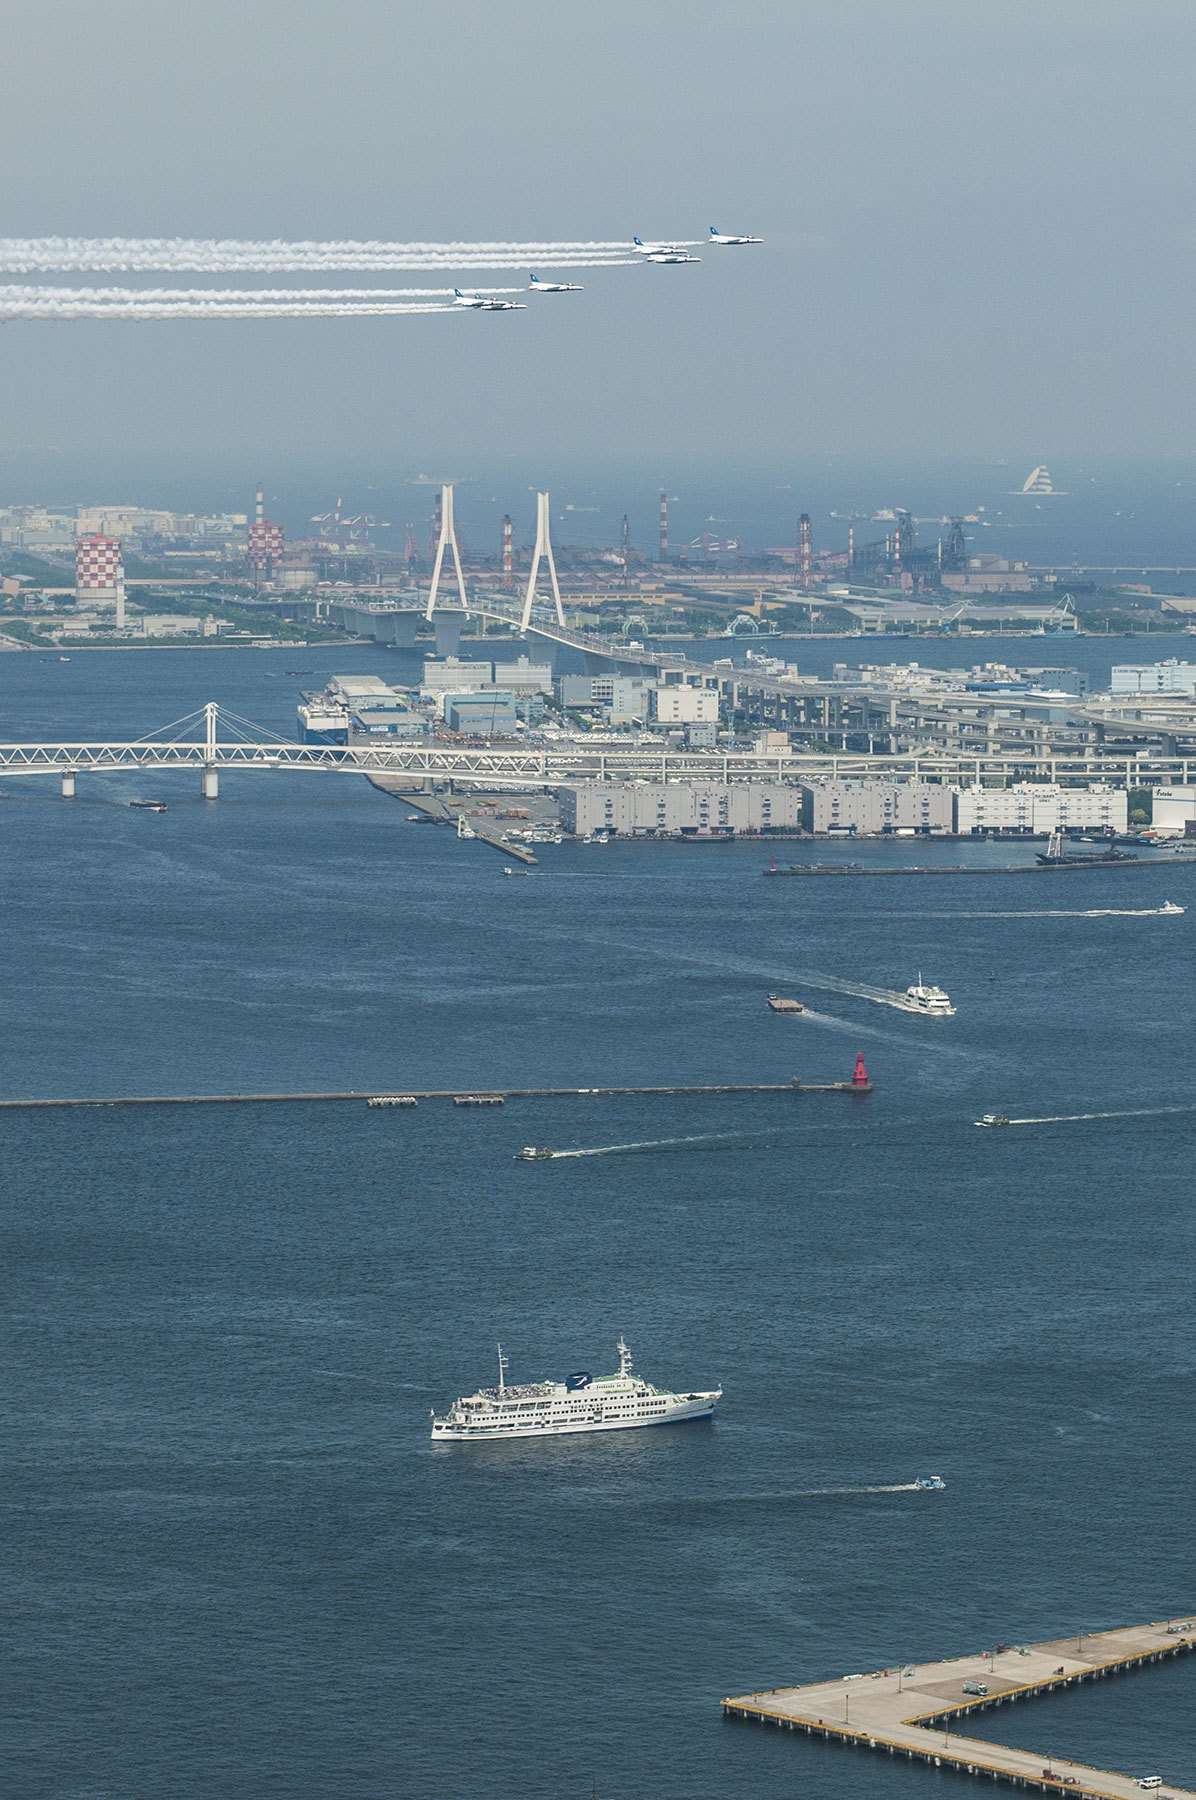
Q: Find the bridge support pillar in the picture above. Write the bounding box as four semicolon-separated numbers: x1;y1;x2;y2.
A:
433;614;462;658
61;770;76;797
201;764;219;799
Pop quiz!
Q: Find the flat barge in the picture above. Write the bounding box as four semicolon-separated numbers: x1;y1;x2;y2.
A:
724;1617;1195;1800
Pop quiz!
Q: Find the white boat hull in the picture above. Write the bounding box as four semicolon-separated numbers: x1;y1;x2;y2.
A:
432;1394;718;1441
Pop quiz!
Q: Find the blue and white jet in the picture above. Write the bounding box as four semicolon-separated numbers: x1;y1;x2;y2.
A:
632;238;701;264
453;289;526;311
528;272;583;292
708;226;764;245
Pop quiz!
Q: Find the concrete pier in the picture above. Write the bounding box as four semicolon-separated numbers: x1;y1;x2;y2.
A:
0;1077;870;1111
724;1618;1196;1800
365;776;539;864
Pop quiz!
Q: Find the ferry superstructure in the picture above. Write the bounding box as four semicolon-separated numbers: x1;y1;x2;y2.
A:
430;1339;721;1441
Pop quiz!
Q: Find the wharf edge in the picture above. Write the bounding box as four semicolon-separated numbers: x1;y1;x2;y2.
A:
0;1078;872;1111
763;862;1165;877
723;1618;1196;1800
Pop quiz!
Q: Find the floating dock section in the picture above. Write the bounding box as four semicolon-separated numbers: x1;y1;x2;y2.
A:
724;1618;1195;1800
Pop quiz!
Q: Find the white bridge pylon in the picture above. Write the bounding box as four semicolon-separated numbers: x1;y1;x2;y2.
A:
521;491;565;631
424;483;468;622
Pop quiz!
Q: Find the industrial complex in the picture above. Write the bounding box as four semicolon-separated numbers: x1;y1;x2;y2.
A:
7;483;1196;844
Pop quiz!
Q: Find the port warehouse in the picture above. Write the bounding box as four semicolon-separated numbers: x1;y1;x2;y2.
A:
558;781;1128;838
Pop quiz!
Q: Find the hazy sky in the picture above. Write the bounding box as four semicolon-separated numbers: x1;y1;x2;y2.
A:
3;0;1195;493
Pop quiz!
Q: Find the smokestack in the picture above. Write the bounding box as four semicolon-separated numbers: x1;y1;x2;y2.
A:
501;514;513;588
115;562;125;629
255;487;264;523
848;524;854;570
621;513;630;584
798;513;812;591
659;490;668;560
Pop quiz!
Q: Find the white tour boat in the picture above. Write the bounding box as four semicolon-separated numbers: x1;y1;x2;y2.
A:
903;974;955;1017
430;1339;721;1441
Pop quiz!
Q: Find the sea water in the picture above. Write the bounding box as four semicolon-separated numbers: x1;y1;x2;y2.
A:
0;648;1193;1800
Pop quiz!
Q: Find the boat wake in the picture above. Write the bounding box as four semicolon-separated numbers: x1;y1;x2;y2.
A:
796;1482;932;1496
795;973;932;1013
1004;1104;1196;1126
683;1481;941;1509
884;908;1184;919
547;1133;733;1159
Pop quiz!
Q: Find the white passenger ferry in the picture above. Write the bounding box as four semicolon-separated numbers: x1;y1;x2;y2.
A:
903;974;955;1017
430;1339;721;1441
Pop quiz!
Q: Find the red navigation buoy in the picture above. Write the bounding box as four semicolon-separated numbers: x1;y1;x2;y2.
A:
852;1052;869;1087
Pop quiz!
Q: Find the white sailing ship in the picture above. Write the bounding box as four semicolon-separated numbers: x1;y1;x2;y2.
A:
1016;465;1066;495
430;1339;721;1440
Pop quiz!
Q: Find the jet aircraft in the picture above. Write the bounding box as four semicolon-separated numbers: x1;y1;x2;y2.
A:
632;239;701;264
708;226;764;245
528;273;583;292
453;289;526;311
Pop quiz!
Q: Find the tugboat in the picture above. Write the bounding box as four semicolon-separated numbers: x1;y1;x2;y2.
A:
1035;829;1136;867
515;1146;555;1161
974;1114;1011;1128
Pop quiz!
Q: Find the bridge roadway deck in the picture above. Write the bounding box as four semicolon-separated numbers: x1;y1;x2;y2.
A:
724;1618;1195;1800
2;738;1195;786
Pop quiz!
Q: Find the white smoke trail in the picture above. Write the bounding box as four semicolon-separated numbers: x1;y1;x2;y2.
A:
0;284;527;302
0;294;460;320
0;237;663;272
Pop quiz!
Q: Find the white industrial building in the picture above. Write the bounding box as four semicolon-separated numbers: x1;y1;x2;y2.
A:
1110;661;1196;696
423;656;551;697
1149;786;1196;836
651;685;720;725
954;783;1127;835
800;780;953;835
558;781;804;837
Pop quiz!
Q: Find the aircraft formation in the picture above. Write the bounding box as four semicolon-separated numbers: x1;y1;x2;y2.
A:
460;230;764;312
0;230;763;321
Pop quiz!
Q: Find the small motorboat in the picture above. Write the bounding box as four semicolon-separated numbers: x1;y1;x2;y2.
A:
914;1475;946;1491
129;800;167;812
514;1146;555;1161
974;1114;1011;1128
1159;900;1184;915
